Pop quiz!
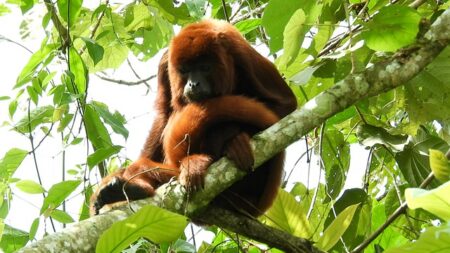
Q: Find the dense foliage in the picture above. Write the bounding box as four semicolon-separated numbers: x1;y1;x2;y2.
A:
0;0;449;252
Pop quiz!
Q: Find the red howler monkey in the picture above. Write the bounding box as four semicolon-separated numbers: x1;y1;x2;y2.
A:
90;19;297;217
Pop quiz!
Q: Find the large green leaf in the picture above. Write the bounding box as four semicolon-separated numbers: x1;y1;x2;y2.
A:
57;0;83;26
429;149;450;182
0;225;29;252
316;204;359;251
395;129;448;187
40;180;81;214
264;189;312;238
84;104;113;150
405;181;450;220
278;3;322;68
68;47;87;94
0;148;28;180
91;101;129;139
405;47;450;126
145;0;191;25
15;180;45;194
15;44;56;88
362;5;421;52
87;145;122;169
13;105;54;133
384;222;450;253
96;205;188;253
356;124;408;151
262;0;304;53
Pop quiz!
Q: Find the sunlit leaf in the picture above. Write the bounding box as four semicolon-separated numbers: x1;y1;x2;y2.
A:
14;105;54;133
316;204;359;251
15;44;56;88
15;180;45;194
29;218;39;240
40;180;81;214
87;145;122;169
0;225;29;252
84;104;113;149
0;148;28;180
81;37;104;66
384;222;450;253
265;189;312;238
50;209;74;224
235;19;261;35
362;5;420;52
405;181;450;220
429;149;450;182
96;205;188;253
68;47;87;94
57;0;83;26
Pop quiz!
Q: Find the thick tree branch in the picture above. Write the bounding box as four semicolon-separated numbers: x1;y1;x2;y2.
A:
19;7;450;253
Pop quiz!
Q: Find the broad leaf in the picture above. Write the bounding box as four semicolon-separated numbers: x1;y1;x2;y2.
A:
87;145;122;169
264;189;312;238
362;5;421;52
40;180;81;214
68;47;87;94
384;222;450;253
84;104;113;149
13;105;54;133
429;149;450;182
405;181;450;220
316;204;359;251
15;44;56;88
57;0;83;26
0;148;28;180
96;205;188;253
15;180;45;194
50;209;75;224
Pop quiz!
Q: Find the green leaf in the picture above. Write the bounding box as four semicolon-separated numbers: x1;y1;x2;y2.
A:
265;189;312;238
8;100;17;119
14;105;54;133
146;0;191;25
40;180;81;214
185;0;206;20
91;101;129;139
57;0;83;26
316;204;359;251
235;19;261;35
384;222;450;253
68;47;87;94
0;148;28;180
15;180;45;194
362;5;421;52
396;129;448;187
29;218;39;240
262;0;304;53
0;4;11;16
96;205;188;253
405;181;450;220
429;149;450;182
0;96;10;101
406;47;450;125
84;104;113;149
356;124;408;151
87;145;122;169
81;37;104;66
0;225;29;252
50;209;74;224
16;44;56;88
278;9;306;68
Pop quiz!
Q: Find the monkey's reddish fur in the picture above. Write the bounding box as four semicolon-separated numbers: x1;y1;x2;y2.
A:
90;20;297;217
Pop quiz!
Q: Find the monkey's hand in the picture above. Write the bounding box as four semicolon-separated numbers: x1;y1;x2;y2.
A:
225;132;254;171
179;154;213;192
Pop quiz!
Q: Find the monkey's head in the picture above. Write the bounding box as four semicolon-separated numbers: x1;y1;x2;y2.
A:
168;20;242;107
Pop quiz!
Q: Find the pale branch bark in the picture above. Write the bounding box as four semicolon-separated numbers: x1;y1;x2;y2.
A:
19;7;450;253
